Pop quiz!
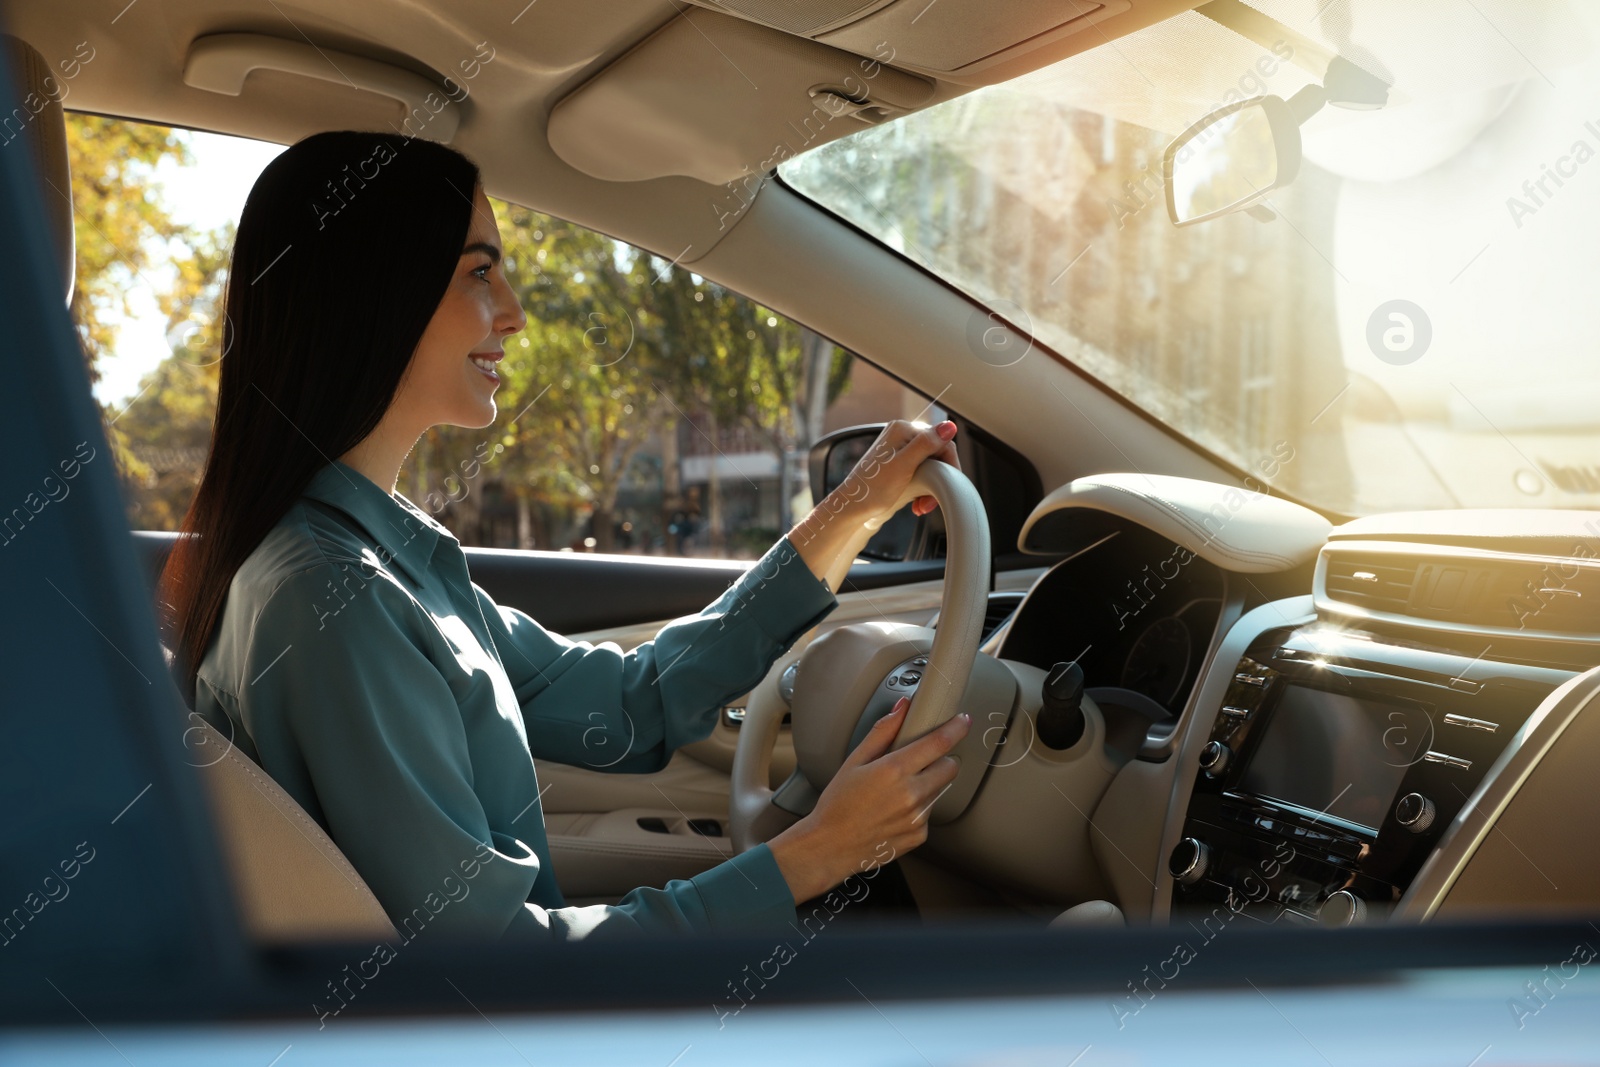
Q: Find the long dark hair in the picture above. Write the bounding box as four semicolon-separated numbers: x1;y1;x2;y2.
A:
159;130;480;696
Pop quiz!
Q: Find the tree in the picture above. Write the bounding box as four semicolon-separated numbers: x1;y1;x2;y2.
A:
68;114;233;529
105;349;220;531
696;295;854;532
420;200;859;554
404;204;676;552
68;115;218;381
105;220;232;530
632;257;853;543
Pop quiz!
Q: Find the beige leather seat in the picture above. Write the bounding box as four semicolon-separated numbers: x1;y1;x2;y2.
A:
4;31;394;943
191;717;396;941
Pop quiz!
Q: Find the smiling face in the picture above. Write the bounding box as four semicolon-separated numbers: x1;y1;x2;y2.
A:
388;185;526;433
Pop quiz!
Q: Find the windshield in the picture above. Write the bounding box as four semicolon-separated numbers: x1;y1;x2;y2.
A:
780;0;1600;516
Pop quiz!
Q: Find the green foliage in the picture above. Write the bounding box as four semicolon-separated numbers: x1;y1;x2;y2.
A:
408;200;853;550
69;114;232;526
107;355;219;530
68;116;204;377
108;220;233;530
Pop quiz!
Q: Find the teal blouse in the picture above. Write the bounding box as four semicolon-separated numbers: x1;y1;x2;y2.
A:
194;459;838;941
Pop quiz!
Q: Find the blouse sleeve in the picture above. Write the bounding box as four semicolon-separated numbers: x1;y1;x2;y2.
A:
232;561;803;942
478;533;839;773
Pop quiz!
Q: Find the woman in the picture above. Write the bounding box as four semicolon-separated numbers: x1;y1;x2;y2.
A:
160;131;970;941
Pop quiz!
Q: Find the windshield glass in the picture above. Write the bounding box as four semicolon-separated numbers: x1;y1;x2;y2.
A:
780;0;1600;516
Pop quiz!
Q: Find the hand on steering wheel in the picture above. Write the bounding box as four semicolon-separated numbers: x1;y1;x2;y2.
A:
833;418;961;522
788;419;962;585
767;696;972;904
730;434;998;885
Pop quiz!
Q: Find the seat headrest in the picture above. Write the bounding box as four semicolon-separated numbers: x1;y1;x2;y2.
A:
2;34;75;303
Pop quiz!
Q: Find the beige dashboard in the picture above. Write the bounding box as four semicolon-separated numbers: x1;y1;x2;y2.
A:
539;471;1600;922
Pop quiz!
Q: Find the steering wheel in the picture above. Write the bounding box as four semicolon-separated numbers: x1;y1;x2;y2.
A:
730;459;1000;852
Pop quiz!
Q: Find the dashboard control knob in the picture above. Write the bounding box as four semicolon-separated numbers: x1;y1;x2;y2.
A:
1394;792;1435;833
1198;740;1231;777
1319;889;1367;926
1037;661;1087;750
1168;837;1211;886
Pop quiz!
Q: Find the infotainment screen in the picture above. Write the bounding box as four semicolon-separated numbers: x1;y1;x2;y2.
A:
1236;685;1430;830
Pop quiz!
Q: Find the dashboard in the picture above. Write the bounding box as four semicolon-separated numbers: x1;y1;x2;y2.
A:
997;524;1233;765
981;474;1600;925
1169;620;1570;925
1001;525;1223;712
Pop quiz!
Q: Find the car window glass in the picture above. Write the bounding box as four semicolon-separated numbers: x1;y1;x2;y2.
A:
79;117;941;561
780;4;1600;517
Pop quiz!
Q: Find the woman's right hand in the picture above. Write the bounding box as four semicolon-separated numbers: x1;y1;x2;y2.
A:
768;696;971;904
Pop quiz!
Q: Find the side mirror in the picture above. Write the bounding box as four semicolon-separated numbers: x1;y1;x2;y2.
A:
811;425;872;502
1163;94;1301;227
807;423;920;562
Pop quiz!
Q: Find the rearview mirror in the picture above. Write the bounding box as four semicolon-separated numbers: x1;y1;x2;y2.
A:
1163;95;1301;226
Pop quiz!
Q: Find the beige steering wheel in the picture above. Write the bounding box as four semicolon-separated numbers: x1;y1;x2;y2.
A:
729;459;996;852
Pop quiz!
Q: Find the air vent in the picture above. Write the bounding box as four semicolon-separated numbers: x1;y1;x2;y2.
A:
1318;543;1600;641
929;590;1025;644
981;592;1025;642
1324;553;1417;614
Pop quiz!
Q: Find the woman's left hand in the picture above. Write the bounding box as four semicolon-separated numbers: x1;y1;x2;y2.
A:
831;418;961;522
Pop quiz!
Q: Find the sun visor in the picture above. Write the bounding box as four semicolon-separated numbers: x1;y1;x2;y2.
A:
548;9;935;184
